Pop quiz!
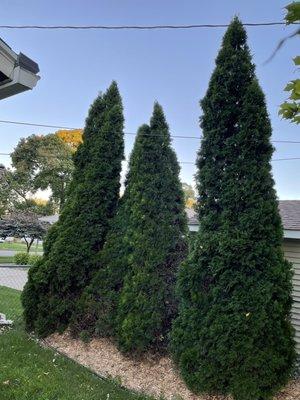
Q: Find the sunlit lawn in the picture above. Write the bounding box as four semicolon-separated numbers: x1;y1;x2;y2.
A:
0;286;151;400
0;256;14;264
0;242;43;252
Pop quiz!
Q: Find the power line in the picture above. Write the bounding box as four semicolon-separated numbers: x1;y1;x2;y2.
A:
0;119;200;140
0;119;197;139
0;120;75;131
274;140;300;144
0;22;288;31
1;152;300;164
0;119;300;144
272;157;300;162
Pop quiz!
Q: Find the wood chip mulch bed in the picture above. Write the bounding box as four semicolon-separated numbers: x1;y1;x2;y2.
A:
44;333;300;400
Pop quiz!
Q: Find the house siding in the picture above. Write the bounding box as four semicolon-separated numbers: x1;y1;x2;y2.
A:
283;238;300;354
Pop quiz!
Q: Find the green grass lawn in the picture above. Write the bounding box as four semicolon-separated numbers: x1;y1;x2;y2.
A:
0;286;152;400
0;242;43;252
0;256;14;264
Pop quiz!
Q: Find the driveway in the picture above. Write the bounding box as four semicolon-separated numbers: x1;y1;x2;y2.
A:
0;266;28;290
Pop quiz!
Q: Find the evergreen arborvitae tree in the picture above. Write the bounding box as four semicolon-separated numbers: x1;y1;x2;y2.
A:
115;103;188;354
171;18;296;400
71;125;154;339
22;82;124;337
70;186;131;338
22;223;59;332
72;111;188;347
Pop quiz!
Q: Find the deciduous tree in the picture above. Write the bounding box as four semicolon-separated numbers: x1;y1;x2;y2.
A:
0;211;48;252
11;133;74;210
279;2;300;124
182;182;196;209
0;165;54;217
56;129;83;152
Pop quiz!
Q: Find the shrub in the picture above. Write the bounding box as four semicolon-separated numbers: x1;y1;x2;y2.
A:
28;254;42;265
115;104;188;354
14;252;29;265
22;81;124;337
74;105;188;353
171;18;296;400
21;258;47;332
71;194;131;338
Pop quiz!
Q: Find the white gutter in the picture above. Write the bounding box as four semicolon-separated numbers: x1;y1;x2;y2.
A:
0;65;40;99
0;38;40;99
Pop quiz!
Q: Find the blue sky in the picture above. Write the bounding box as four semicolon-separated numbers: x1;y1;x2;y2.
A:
0;0;299;199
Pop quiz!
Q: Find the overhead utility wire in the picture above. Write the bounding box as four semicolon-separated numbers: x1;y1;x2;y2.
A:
0;152;299;164
0;22;289;30
0;119;299;144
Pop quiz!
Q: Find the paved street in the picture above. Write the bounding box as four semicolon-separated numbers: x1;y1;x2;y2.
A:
0;266;28;290
0;250;20;257
0;250;43;257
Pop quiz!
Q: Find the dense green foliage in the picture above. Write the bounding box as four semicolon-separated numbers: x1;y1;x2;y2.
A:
22;82;124;337
72;105;187;354
71;192;131;338
14;252;42;265
0;286;152;400
115;104;188;354
0;164;55;218
71;126;150;339
11;133;74;210
171;18;296;400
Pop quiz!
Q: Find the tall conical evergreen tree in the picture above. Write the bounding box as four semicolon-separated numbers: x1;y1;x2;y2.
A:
171;18;296;400
116;103;188;354
72;110;188;348
22;82;124;337
70;179;132;338
70;125;146;339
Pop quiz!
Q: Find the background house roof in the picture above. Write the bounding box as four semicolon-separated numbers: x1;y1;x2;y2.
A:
40;201;300;233
39;215;59;224
187;200;300;232
186;208;198;225
278;200;300;231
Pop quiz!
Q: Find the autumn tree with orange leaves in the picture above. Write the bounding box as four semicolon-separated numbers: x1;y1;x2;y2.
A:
56;129;83;152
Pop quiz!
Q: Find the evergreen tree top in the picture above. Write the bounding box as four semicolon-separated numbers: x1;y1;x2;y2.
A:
147;102;171;145
221;17;247;49
82;81;123;142
213;17;254;85
103;80;122;108
131;103;171;152
129;103;181;178
200;17;255;142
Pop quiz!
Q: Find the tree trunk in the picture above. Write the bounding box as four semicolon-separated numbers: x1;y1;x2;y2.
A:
24;237;34;253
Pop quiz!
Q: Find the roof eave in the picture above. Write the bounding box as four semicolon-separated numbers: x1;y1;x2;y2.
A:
188;225;300;240
0;37;40;99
